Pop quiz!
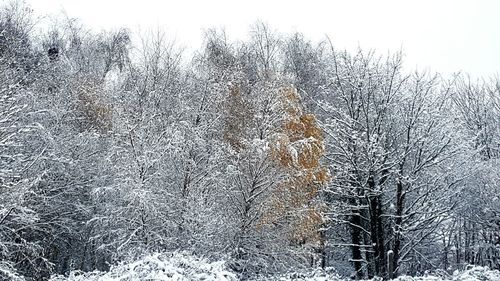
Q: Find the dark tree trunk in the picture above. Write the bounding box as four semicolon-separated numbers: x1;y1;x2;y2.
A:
350;198;364;280
368;174;386;277
392;178;405;277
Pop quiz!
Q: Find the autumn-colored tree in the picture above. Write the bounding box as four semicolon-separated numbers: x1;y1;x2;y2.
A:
262;85;329;261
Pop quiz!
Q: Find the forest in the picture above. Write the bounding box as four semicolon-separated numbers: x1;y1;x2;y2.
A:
0;1;499;280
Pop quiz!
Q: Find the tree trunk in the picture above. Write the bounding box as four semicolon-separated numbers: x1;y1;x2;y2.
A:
350;198;364;279
368;174;386;277
392;178;405;277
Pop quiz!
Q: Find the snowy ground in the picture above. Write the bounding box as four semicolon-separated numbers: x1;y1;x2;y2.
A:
43;253;500;281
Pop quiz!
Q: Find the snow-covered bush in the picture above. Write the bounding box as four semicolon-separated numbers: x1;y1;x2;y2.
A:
452;266;500;281
390;266;500;281
49;255;500;281
250;267;344;281
0;262;25;281
251;266;500;281
49;252;237;281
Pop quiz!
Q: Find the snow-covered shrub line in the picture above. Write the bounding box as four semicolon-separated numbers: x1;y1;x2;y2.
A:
393;266;500;281
49;252;500;281
258;266;500;281
49;252;237;281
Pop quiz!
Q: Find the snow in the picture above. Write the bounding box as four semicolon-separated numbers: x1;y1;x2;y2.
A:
389;266;500;281
452;266;500;281
264;267;500;281
0;262;25;281
49;253;500;281
49;252;237;281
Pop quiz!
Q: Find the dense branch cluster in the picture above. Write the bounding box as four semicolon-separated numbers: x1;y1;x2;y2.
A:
0;2;499;280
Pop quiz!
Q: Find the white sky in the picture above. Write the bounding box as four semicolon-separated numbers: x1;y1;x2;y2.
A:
27;0;500;78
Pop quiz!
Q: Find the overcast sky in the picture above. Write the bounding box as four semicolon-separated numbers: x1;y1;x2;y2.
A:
27;0;499;78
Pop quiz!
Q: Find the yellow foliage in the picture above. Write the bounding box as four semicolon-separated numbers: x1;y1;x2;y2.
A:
289;208;324;245
300;114;323;140
297;142;322;169
262;85;330;246
314;167;330;184
270;136;293;167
